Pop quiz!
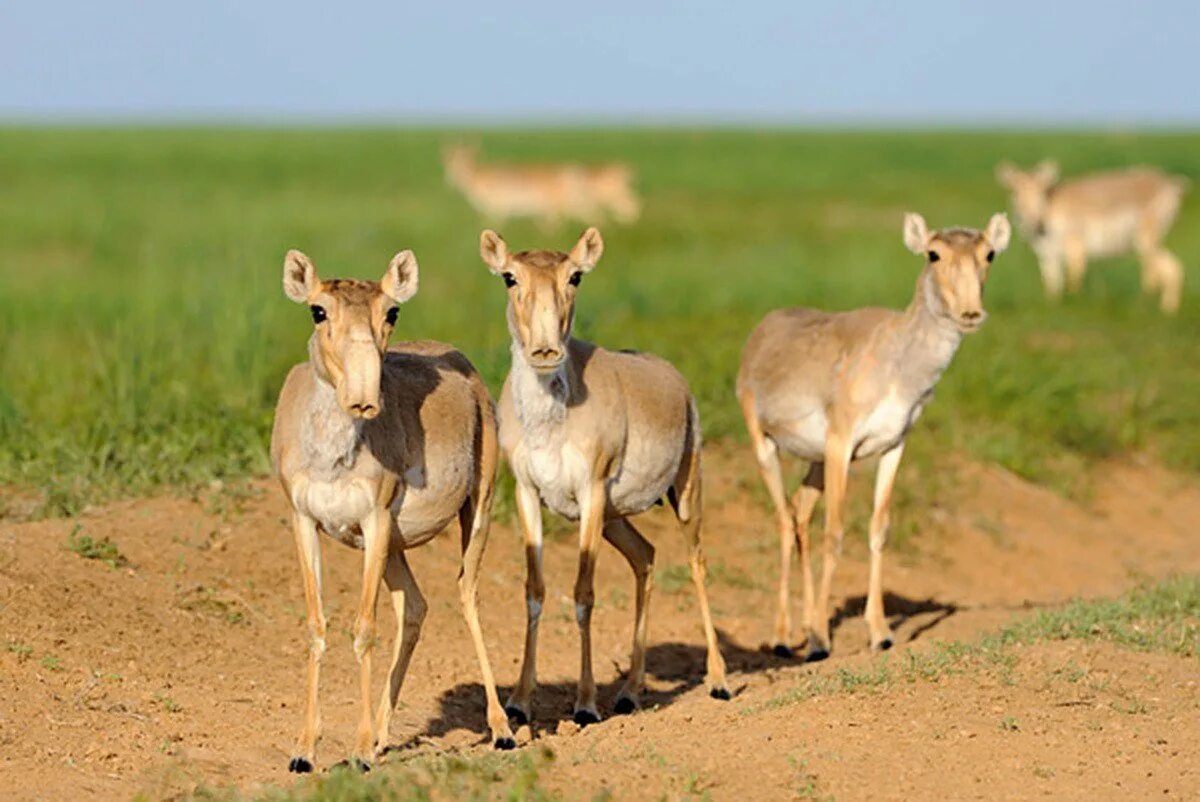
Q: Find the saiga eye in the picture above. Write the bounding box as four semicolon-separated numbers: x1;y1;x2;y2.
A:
385;307;399;326
568;272;583;287
927;251;940;263
310;305;326;323
502;273;517;288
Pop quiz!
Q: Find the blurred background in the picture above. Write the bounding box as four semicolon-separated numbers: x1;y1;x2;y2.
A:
1;1;1197;516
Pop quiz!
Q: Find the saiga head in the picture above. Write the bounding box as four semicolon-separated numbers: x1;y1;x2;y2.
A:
995;160;1059;236
903;212;1011;333
283;249;418;418
479;227;604;374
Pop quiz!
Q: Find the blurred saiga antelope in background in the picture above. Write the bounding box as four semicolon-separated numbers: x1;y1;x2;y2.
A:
996;161;1188;313
444;145;640;227
738;212;1011;660
271;250;515;771
480;226;728;726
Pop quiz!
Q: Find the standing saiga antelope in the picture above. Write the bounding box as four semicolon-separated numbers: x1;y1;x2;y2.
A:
271;249;515;772
738;212;1011;660
996;161;1188;313
480;227;729;725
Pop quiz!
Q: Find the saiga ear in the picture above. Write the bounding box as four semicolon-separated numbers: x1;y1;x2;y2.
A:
902;213;930;255
569;226;604;272
381;250;419;304
1034;159;1060;185
994;161;1017;187
283;250;319;303
985;213;1012;253
479;229;508;274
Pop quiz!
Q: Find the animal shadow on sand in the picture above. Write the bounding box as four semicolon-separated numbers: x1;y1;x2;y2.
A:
386;601;954;753
826;592;960;651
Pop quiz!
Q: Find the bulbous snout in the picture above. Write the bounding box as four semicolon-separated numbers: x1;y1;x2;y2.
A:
526;343;565;372
956;307;987;332
336;338;383;419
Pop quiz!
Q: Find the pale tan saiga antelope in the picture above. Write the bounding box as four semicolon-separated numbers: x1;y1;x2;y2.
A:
444;145;640;227
479;227;729;725
996;161;1188;313
738;213;1011;660
270;249;515;771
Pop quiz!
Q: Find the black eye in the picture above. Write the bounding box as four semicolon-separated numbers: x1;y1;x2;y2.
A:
568;271;583;287
310;305;326;324
502;273;516;288
385;307;399;325
986;250;995;263
927;251;940;263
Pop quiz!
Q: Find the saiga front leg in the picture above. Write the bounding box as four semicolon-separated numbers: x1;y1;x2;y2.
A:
811;433;852;659
572;478;608;725
288;511;325;774
865;443;904;651
505;477;545;725
351;503;394;765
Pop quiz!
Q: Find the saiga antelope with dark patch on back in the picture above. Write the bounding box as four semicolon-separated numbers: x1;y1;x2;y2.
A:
480;227;729;725
271;250;515;771
996;161;1188;313
738;213;1011;660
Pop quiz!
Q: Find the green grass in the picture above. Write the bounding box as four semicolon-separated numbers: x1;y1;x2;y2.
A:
748;575;1200;713
65;524;128;568
182;749;564;802
2;128;1199;516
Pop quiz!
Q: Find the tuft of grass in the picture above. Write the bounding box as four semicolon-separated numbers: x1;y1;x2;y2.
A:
184;746;561;802
65;525;128;568
747;576;1198;713
6;641;33;660
2;129;1199;517
40;654;62;671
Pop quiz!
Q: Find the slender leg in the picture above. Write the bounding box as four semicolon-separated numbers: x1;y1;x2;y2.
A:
603;517;655;713
373;546;426;754
457;497;517;749
865;444;905;651
505;477;545;725
674;474;730;699
288;511;325;773
1064;237;1087;294
351;505;393;764
1036;245;1065;299
811;433;852;659
791;462;824;658
572;480;608;725
738;389;798;656
1152;249;1183;314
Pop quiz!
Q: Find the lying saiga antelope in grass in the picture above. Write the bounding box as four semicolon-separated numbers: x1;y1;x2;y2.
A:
444;145;640;227
738;212;1011;660
996;161;1188;313
480;227;728;725
271;250;515;771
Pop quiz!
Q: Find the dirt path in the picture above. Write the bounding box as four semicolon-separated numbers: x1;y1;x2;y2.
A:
1;450;1198;801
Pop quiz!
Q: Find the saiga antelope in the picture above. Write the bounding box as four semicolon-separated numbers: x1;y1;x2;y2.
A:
996;161;1188;313
444;145;641;227
271;249;515;771
480;227;729;725
738;213;1011;660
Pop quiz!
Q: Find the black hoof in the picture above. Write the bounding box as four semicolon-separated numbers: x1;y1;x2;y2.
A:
288;756;313;774
505;705;529;726
494;736;517;751
877;637;894;652
349;758;371;773
710;686;732;701
805;648;830;663
772;644;795;658
613;697;637;715
573;709;602;726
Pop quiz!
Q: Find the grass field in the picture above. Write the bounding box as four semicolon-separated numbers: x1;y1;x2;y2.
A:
1;128;1198;517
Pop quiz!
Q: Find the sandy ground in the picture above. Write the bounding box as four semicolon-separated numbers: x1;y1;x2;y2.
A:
1;448;1198;801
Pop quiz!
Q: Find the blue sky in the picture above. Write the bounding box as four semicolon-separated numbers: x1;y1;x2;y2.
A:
2;1;1197;124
